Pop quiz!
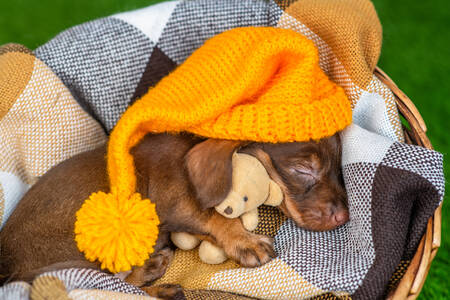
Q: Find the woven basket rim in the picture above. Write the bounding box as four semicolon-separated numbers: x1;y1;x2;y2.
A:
374;67;442;300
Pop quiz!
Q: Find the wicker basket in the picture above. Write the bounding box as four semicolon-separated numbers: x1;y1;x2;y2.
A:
373;67;442;300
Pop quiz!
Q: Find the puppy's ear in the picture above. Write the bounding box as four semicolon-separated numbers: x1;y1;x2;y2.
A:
185;139;247;210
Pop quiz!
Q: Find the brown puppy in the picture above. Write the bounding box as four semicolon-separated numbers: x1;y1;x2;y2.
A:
0;133;348;290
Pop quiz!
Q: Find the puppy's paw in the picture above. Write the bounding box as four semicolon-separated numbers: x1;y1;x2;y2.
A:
125;247;174;287
142;284;184;300
226;234;276;268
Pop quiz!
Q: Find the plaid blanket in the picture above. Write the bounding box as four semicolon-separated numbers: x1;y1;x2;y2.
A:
0;0;444;299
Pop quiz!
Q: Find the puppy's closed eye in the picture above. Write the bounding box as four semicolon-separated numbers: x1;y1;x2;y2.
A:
288;165;315;178
286;154;320;176
288;165;317;193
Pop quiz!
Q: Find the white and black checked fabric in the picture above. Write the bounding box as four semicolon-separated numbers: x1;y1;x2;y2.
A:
157;0;283;64
35;18;155;132
381;142;445;199
0;269;148;299
265;123;444;299
0;282;30;300
341;125;443;299
40;268;147;295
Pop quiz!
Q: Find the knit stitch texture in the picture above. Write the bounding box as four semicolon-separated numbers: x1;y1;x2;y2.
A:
108;26;352;199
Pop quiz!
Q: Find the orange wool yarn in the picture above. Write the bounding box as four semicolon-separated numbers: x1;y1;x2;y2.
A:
74;27;352;273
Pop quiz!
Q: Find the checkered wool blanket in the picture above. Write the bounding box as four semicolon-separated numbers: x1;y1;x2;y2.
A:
0;0;445;299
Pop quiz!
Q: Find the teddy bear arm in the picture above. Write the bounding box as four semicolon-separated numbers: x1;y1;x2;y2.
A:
241;209;259;231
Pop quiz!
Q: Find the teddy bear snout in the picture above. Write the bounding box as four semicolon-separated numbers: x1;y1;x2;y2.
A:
224;206;233;215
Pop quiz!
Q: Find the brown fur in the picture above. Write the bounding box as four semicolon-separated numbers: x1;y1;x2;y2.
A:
0;132;348;288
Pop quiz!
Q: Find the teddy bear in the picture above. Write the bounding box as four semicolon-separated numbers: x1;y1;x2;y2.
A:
170;152;283;264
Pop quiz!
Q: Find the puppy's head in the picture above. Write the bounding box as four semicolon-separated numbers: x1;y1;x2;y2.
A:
246;134;348;231
185;134;348;231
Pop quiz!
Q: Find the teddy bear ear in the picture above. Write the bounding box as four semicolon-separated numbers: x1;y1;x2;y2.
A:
185;139;248;210
265;179;284;206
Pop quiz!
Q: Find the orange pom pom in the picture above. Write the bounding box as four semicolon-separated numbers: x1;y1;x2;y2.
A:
74;191;159;273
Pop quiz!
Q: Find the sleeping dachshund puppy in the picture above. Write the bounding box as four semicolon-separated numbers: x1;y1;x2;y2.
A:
0;132;348;295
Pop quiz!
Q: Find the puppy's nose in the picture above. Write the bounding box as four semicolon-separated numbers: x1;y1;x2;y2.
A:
224;206;233;215
334;210;349;226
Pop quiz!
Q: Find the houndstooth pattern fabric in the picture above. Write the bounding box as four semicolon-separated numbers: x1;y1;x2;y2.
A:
38;268;147;295
0;282;30;300
0;269;149;300
381;142;445;199
273;162;376;293
34;18;155;132
157;0;283;64
68;289;157;300
1;1;445;300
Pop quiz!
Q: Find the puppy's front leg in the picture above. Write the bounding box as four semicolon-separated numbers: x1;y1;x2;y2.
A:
206;213;276;268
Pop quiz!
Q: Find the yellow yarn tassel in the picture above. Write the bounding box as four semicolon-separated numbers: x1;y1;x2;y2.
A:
74;189;159;273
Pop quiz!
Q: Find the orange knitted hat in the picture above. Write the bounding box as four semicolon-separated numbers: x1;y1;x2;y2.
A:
74;27;352;273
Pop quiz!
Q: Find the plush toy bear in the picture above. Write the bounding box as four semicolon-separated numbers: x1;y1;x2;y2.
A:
171;152;283;264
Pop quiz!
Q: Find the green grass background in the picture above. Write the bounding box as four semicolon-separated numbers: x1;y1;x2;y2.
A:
0;0;448;298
